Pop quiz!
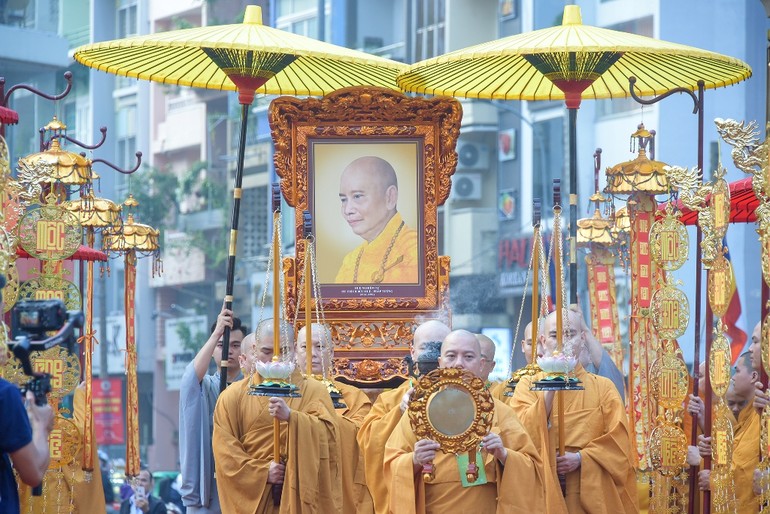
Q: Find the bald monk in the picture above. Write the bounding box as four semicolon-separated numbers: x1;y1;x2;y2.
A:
213;320;341;514
510;309;638;513
358;319;451;514
335;156;418;284
296;323;373;513
384;329;545;513
18;382;107;514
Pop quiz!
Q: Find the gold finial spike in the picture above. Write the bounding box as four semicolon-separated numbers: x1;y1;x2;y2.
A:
562;5;582;26
244;5;263;25
124;194;139;208
45;116;67;132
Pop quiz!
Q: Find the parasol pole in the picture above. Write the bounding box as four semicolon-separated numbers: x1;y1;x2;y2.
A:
530;199;541;364
271;207;281;463
218;100;250;393
628;78;706;513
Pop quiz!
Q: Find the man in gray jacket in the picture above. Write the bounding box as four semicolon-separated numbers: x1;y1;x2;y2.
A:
179;305;247;514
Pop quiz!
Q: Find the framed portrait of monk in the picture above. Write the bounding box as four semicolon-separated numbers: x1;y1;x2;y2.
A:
270;86;460;312
312;141;422;298
269;86;460;383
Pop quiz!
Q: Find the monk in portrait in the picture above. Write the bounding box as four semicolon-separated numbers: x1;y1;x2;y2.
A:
335;156;418;284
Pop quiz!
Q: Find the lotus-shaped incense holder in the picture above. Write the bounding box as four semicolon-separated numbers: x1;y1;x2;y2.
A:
255;360;294;381
536;353;576;375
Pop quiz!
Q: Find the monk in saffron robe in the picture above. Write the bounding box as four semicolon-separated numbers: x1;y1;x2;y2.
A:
510;309;638;513
358;320;451;514
384;329;545;513
335;156;418;284
296;323;373;513
213;325;341;514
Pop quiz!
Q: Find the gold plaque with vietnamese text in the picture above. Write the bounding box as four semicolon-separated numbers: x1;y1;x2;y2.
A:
650;286;690;340
708;254;734;318
709;333;732;397
649;214;688;271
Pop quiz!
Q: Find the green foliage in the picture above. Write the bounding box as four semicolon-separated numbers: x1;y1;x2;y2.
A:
176;322;207;353
130;167;180;229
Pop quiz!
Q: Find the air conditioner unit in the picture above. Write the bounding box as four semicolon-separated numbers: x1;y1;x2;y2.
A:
452;173;483;201
456;141;490;170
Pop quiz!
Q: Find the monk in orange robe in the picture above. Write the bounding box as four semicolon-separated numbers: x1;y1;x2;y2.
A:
358;320;451;514
384;329;545;513
213;327;341;514
18;382;107;514
510;309;638;513
296;323;373;513
335;156;418;284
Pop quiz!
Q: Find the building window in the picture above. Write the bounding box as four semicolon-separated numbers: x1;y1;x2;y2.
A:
595;16;653;118
117;1;138;39
240;186;269;260
276;0;330;39
414;0;445;61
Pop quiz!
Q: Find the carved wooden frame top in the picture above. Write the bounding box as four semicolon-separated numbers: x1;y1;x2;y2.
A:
269;86;461;312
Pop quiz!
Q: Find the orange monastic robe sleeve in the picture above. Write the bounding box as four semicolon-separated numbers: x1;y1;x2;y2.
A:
357;381;411;514
335;381;373;514
383;399;545;514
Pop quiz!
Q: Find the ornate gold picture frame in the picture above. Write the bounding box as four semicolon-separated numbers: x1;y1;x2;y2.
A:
270;87;461;384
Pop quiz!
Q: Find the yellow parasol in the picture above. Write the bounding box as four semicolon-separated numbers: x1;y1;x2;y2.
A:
73;4;407;393
397;4;751;304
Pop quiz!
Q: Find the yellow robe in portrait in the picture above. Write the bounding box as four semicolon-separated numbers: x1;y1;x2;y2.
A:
335;213;419;284
488;380;509;402
732;403;760;513
384;398;545;514
511;366;638;514
334;381;373;514
357;380;411;514
19;385;107;514
213;374;341;514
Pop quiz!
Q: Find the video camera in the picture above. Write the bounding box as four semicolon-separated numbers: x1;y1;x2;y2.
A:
7;299;84;406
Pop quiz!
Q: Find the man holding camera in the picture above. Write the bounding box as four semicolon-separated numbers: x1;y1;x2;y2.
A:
119;468;166;514
0;348;54;513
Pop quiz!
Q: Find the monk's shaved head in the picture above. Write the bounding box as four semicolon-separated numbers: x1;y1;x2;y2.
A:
476;333;496;381
343;156;398;191
439;329;484;377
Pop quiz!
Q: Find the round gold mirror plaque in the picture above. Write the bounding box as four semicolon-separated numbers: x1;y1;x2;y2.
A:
409;368;494;483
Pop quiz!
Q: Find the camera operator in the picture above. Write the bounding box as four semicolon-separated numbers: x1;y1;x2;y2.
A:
0;292;55;512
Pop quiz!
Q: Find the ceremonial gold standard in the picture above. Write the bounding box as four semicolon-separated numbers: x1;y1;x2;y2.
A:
409;368;494;482
18;193;82;261
649;206;689;271
708;253;735;318
649;285;689;340
708;330;732;397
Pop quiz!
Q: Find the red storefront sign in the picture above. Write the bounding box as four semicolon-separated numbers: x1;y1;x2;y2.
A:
93;377;124;445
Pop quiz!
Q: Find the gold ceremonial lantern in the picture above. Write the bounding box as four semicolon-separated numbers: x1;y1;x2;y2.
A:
408;368;494;483
576;206;614;246
103;197;159;256
605;124;670;196
64;193;122;230
16;117;95;187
